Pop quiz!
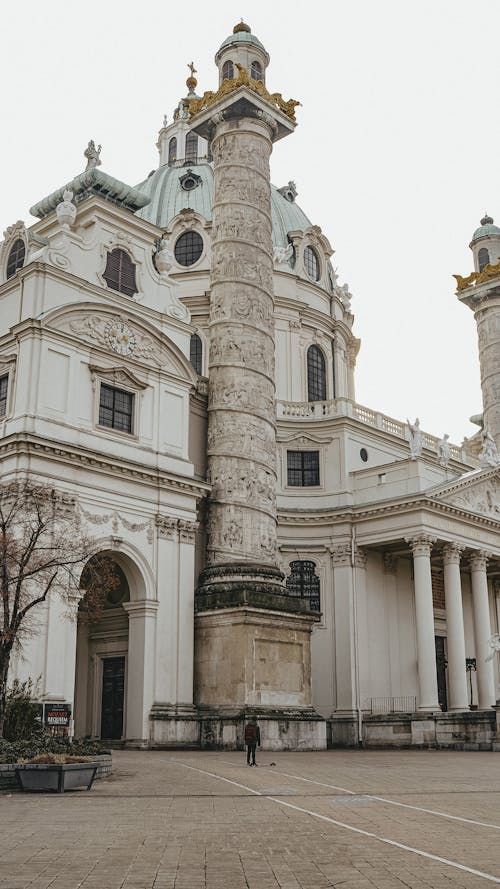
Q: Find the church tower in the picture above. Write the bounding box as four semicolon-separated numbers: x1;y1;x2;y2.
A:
189;23;325;747
456;215;500;452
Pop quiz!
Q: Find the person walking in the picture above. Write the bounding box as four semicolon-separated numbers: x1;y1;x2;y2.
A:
244;716;260;766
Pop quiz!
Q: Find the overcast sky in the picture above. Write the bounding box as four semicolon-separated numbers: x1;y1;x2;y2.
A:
2;1;499;444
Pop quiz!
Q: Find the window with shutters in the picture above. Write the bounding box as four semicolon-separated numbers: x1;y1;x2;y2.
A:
307;345;327;402
0;375;8;417
478;247;490;272
190;334;203;375
287;450;320;487
251;60;263;80
98;384;134;435
168;137;177;165
6;239;25;279
103;249;138;297
222;60;234;80
185;131;197;162
286;560;320;612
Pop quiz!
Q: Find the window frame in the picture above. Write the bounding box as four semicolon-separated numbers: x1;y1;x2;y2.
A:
189;333;203;375
250;60;263;81
222;59;234;80
286;449;320;488
185;131;198;162
478;247;490;272
307;344;327;403
0;373;9;418
286;560;321;613
303;245;321;282
6;238;26;280
168;137;177;165
174;230;204;267
91;367;146;442
98;383;135;436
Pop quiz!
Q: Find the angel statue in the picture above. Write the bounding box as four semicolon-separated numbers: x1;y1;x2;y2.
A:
273;243;294;264
84;140;102;171
485;634;500;662
407;417;423;459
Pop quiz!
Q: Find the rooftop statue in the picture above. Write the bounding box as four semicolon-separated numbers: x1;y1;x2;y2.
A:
84;140;102;171
437;434;451;467
479;430;500;468
407;417;423;460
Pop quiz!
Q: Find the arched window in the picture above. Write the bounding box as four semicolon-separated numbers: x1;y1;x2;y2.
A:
478;247;490;272
185;131;198;162
6;238;25;279
174;231;203;266
286;560;320;612
103;249;138;296
222;60;234;80
251;60;263;81
307;345;327;402
190;333;203;375
168;137;177;165
304;245;320;281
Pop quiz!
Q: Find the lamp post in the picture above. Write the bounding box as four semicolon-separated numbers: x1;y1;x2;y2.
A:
466;657;477;709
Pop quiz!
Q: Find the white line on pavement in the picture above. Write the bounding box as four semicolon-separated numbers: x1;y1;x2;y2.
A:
163;759;500;885
274;769;500;831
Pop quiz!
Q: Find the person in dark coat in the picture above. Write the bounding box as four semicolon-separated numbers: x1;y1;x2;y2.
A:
244;716;260;765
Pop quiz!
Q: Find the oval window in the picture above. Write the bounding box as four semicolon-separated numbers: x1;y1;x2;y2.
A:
174;231;203;266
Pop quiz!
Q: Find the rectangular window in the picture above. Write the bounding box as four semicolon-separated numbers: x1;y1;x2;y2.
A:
287;450;320;486
98;384;134;434
0;374;8;417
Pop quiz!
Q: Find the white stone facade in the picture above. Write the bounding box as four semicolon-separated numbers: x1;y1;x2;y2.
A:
0;22;499;749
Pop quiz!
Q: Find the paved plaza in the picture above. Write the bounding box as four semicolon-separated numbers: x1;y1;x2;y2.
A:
1;748;499;888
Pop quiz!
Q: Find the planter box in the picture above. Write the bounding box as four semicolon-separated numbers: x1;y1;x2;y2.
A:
15;762;98;793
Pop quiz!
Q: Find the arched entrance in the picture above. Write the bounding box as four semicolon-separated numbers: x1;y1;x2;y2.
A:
74;555;130;740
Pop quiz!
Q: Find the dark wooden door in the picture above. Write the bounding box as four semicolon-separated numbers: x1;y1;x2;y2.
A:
100;656;125;739
435;636;448;712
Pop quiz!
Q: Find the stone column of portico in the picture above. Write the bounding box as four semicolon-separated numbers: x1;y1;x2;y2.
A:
470;550;496;708
442;543;469;710
406;536;440;711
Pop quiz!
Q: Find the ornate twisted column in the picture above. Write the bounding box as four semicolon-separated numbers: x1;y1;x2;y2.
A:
470;550;496;708
442;543;468;711
406;535;440;711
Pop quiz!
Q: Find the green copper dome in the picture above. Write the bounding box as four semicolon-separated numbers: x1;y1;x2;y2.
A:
218;30;266;52
135;162;312;247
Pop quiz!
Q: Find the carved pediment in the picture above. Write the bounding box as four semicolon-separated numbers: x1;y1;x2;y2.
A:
277;432;332;445
430;470;500;520
42;303;197;384
89;364;148;390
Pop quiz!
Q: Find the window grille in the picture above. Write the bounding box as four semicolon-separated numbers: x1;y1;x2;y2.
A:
251;60;262;80
307;345;327;402
222;60;234;80
103;249;138;297
190;333;203;375
99;384;134;434
287;450;320;486
185;131;198;161
168;137;177;165
304;245;320;281
0;375;8;417
174;231;203;266
286;560;320;612
6;239;25;279
478;247;490;272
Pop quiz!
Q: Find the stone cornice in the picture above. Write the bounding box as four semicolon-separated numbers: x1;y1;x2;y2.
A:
0;433;210;499
278;492;500;531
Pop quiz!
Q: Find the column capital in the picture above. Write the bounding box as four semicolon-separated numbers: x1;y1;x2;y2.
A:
405;535;437;557
178;519;199;545
330;543;366;568
442;542;465;565
155;514;178;540
469;549;491;571
123;600;159;619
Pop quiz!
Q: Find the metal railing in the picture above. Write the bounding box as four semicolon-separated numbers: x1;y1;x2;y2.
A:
368;696;417;714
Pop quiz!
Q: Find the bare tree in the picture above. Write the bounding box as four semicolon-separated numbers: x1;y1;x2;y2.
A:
0;479;117;736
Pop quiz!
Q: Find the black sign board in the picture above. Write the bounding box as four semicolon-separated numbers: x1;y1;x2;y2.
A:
43;703;72;728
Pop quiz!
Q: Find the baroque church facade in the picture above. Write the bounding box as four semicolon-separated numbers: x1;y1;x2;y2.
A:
1;23;499;749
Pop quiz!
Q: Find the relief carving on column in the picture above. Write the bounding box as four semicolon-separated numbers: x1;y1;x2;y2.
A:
208;378;275;415
405;535;437;557
209;326;273;375
212;208;271;245
208;461;275;510
212;244;272;291
442;542;465;565
207;414;275;463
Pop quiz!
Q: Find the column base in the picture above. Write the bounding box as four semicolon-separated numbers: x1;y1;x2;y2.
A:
196;563;318;616
198;706;326;751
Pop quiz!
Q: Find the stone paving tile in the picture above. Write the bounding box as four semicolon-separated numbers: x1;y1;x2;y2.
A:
0;750;499;888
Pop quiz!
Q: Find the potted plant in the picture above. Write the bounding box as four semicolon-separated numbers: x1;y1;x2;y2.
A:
15;753;98;792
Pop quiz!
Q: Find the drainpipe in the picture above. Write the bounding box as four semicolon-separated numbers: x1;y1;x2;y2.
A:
351;526;363;746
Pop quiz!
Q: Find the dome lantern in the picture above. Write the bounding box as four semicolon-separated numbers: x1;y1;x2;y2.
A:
469;212;500;273
215;21;270;88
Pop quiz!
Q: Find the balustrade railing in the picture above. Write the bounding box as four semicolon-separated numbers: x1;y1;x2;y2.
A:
368;695;417;714
276;398;466;462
